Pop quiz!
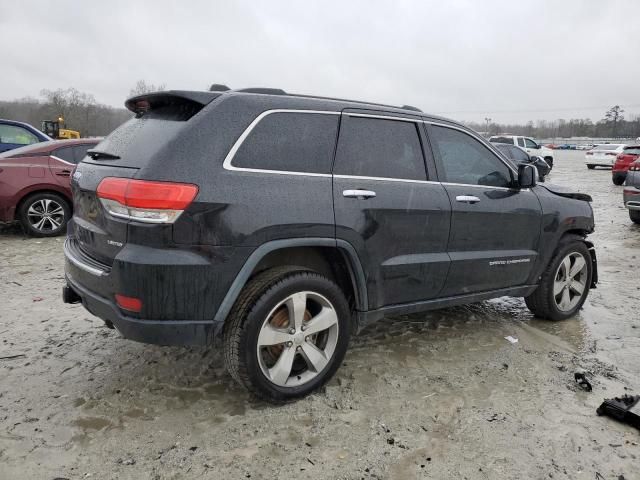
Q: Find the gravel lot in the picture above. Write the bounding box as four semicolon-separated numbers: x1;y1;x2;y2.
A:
1;150;638;480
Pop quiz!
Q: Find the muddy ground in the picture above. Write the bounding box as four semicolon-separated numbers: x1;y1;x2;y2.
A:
1;150;638;480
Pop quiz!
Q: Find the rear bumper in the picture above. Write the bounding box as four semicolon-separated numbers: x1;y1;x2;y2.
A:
63;231;252;346
64;274;219;346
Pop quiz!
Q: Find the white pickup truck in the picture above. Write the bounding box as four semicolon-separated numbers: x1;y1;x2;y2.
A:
489;135;554;169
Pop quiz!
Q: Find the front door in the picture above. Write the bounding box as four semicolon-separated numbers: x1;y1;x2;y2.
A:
426;124;542;297
333;112;451;309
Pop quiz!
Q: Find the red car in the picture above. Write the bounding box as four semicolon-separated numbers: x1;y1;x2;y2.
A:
0;138;100;236
612;145;640;185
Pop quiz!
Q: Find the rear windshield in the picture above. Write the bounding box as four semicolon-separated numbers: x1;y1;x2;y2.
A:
594;144;623;150
82;116;185;168
623;146;640;155
0;141;57;158
489;136;513;144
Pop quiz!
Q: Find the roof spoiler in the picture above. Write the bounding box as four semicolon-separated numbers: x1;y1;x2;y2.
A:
124;90;221;115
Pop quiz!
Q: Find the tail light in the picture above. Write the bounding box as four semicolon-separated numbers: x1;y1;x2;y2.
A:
97;177;198;223
115;294;142;312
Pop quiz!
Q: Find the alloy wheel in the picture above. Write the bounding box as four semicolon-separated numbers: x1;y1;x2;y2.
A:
553;252;588;312
256;291;339;387
27;199;65;233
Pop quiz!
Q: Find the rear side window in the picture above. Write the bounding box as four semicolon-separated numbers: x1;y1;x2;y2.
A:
517;138;525;147
333;116;426;180
53;146;76;163
623;147;640;155
73;144;93;162
232;112;339;174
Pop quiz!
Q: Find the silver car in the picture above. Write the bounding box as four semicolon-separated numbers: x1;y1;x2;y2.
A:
623;159;640;224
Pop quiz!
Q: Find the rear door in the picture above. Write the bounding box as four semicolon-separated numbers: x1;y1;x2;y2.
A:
426;123;542;296
332;112;451;309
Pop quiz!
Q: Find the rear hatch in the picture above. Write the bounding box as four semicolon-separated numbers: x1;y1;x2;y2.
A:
70;91;219;265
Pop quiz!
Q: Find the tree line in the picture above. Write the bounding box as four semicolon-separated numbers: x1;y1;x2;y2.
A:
469;106;640;139
1;85;639;141
0;81;164;138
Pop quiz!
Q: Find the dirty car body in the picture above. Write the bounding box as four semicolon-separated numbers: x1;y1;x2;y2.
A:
62;88;598;400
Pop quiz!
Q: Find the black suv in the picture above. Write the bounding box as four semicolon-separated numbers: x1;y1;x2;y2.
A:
63;87;597;401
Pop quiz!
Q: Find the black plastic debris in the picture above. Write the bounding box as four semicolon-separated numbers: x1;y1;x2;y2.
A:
596;395;640;430
574;372;592;392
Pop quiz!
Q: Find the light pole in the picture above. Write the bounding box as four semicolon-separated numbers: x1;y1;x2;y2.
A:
485;117;491;135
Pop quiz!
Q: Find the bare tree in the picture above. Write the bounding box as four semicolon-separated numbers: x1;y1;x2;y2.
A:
604;105;624;137
129;80;166;97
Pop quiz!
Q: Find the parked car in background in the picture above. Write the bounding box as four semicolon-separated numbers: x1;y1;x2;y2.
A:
0;138;100;236
62;88;597;402
576;144;594;151
0;119;51;153
489;135;554;168
585;144;626;169
612;145;640;185
491;142;550;181
623;159;640;224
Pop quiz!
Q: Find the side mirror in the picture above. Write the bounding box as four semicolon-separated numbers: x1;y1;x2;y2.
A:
530;155;543;162
518;163;537;188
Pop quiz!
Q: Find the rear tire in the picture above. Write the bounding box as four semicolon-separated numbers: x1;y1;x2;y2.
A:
630;210;640;224
587;165;595;170
525;240;592;321
223;267;351;402
18;192;70;237
612;175;625;186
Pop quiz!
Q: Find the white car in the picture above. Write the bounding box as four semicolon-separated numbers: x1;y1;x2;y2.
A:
489;135;554;168
584;144;626;169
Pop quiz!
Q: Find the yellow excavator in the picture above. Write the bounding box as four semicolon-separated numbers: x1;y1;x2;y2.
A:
41;116;80;140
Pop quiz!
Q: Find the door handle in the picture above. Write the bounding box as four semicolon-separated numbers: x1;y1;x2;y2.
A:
56;170;71;177
456;195;481;204
343;189;376;199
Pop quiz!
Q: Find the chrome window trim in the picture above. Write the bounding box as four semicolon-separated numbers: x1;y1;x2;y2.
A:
222;109;339;177
221;108;523;189
334;174;439;185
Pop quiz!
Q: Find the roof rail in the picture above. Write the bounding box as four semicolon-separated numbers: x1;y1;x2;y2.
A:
401;105;422;112
209;84;230;92
235;87;287;95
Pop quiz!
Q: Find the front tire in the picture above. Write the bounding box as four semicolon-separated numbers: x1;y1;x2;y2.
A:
612;175;625;186
630;210;640;224
223;267;351;402
18;192;70;237
525;240;592;321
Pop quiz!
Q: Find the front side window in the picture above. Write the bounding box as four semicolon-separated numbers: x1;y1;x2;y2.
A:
517;138;525;147
429;126;513;188
333;116;426;180
524;138;538;148
0;125;39;145
232;112;339;174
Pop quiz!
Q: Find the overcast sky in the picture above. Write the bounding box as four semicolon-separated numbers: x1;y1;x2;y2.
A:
2;0;639;124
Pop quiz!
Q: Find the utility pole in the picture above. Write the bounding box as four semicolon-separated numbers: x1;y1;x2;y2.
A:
485;117;491;135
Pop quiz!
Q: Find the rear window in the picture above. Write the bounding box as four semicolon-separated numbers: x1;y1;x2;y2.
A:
489;136;513;145
623;147;640;155
333;116;426;180
232;112;339;174
595;144;623;150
